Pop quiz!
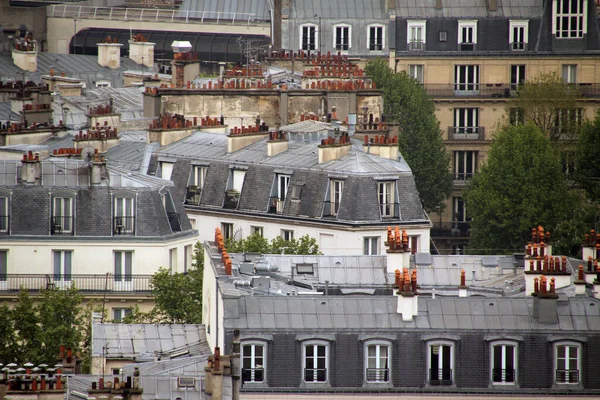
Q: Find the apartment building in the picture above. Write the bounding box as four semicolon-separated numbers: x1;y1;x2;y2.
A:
389;0;600;254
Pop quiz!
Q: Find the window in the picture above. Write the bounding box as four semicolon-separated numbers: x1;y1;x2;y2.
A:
225;169;245;209
458;20;477;51
491;342;517;384
0;250;7;283
189;165;207;188
439;31;448;42
242;343;265;383
453;151;477;181
562;64;577;83
326;179;343;216
510;65;526;91
407;21;426;51
52;197;73;234
509;108;525;126
452;196;470;236
221;223;234;240
509;21;528;50
408;65;424;84
378;181;396;218
365;343;390;383
363;237;380;255
112;308;132;323
53;250;72;284
251;226;264;236
334;25;351;51
555;108;583;137
114;251;133;289
368;25;384;51
428;341;454;385
301;24;317;51
281;229;294;241
303;341;328;383
158;161;174;180
453;108;479;134
555;342;581;384
269;174;289;214
561;151;576;179
169;248;177;272
0;197;7;233
184;245;192;273
554;0;587;38
114;197;134;235
290;184;303;199
454;65;480;92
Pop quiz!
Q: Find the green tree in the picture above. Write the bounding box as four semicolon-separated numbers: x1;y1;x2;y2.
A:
0;304;16;363
12;289;43;364
225;233;321;255
575;110;600;202
509;72;579;142
464;124;574;254
365;58;452;213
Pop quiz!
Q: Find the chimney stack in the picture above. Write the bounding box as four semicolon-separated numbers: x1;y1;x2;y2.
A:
362;134;399;160
580;229;600;284
267;128;288;156
396;269;419;321
227;121;269;153
129;34;155;68
458;269;468;297
20;151;40;184
97;37;123;69
12;37;37;72
318;131;351;163
385;226;409;274
524;226;570;295
531;276;558;324
91;154;108;186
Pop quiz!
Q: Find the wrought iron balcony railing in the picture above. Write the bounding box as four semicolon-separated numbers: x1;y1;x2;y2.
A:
431;221;471;238
303;368;327;382
366;368;389;382
322;200;340;217
408;40;425;51
241;368;264;383
113;216;135;235
268;196;284;214
556;369;579;384
379;202;400;219
224;190;240;210
453;172;475;183
447;126;486;140
492;368;516;383
429;368;453;385
0;274;152;293
51;216;74;235
184;186;202;206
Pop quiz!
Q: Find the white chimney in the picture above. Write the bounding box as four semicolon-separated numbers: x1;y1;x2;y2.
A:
98;41;123;69
129;36;155;68
12;39;38;72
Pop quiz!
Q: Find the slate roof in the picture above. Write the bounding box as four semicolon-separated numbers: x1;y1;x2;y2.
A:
292;0;388;19
178;0;270;21
223;295;600;332
92;323;209;358
394;0;543;18
0;53;140;89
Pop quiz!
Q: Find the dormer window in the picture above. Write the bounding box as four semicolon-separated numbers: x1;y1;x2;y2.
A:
323;179;343;217
334;24;351;51
157;161;174;180
225;168;246;209
458;20;477;51
51;196;74;235
553;0;587;39
185;165;207;205
301;24;317;51
509;20;528;51
0;196;8;234
114;196;135;235
378;181;397;218
269;174;289;214
368;25;384;51
407;21;426;51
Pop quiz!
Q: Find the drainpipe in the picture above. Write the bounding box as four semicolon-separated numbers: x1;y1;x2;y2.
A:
325;280;329;296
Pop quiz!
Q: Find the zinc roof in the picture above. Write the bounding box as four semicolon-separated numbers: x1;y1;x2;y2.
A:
178;0;270;21
292;0;388;19
394;0;543;18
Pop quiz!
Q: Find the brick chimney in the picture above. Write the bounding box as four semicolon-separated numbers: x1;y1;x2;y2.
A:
531;276;558;324
581;229;600;284
267;128;288;156
574;265;587;295
363;134;399;160
203;346;235;400
385;226;409;275
396;269;419;321
129;34;155;68
524;226;570;295
458;269;468;297
20;151;40;184
227;121;269;153
97;37;123;69
593;265;600;300
12;37;37;72
318;131;351;164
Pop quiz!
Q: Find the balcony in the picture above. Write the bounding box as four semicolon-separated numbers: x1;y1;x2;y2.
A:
0;274;152;293
184;186;202;206
113;216;135;235
379;202;400;219
492;368;515;383
429;368;453;385
556;369;579;384
241;368;264;383
453;172;475;185
51;216;74;235
447;126;485;141
366;368;389;382
510;42;527;51
224;190;240;209
322;200;340;217
408;40;425;51
268;196;284;214
431;221;471;238
0;215;9;234
304;368;327;382
424;83;511;98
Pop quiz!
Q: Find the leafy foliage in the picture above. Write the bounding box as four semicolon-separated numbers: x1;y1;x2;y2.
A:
365;58;452;213
464;124;574;254
575;110;600;202
226;233;321;255
0;304;15;363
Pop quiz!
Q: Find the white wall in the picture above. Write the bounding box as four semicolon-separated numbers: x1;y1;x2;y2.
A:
189;211;431;256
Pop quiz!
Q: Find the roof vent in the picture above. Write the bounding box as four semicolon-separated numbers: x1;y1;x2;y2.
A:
251;276;270;290
296;263;315;275
171;40;192;53
238;262;255;275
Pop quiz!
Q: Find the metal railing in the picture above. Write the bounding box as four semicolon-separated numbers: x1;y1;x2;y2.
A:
453;172;475;182
167;212;181;232
51;216;73;235
303;368;327;382
184;186;202;206
492;368;515;383
268;196;284;214
556;369;579;384
0;274;152;293
48;5;260;24
366;368;389;382
424;83;600;99
429;368;452;385
379;202;400;219
431;222;471;237
224;190;240;210
241;368;264;383
510;42;528;51
113;216;135;235
447;126;486;140
322;200;340;217
408;41;425;51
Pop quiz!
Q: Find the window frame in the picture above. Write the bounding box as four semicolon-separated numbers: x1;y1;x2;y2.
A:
407;20;426;51
562;64;577;84
51;195;74;234
510;64;526;91
509;20;529;50
0;250;6;283
281;229;294;241
158;161;174;180
553;0;587;39
113;195;135;235
221;222;234;240
454;65;480;93
0;196;8;233
367;24;385;51
453;107;479;134
363;236;380;255
302;340;329;384
53;249;73;285
426;340;455;386
554;341;582;385
490;341;518;385
300;24;318;51
112;307;132;323
408;64;424;84
333;24;351;52
189;165;207;188
364;340;391;384
242;341;267;384
328;179;344;216
378;181;397;218
458;20;478;50
453;150;478;181
113;250;133;285
250;226;264;237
